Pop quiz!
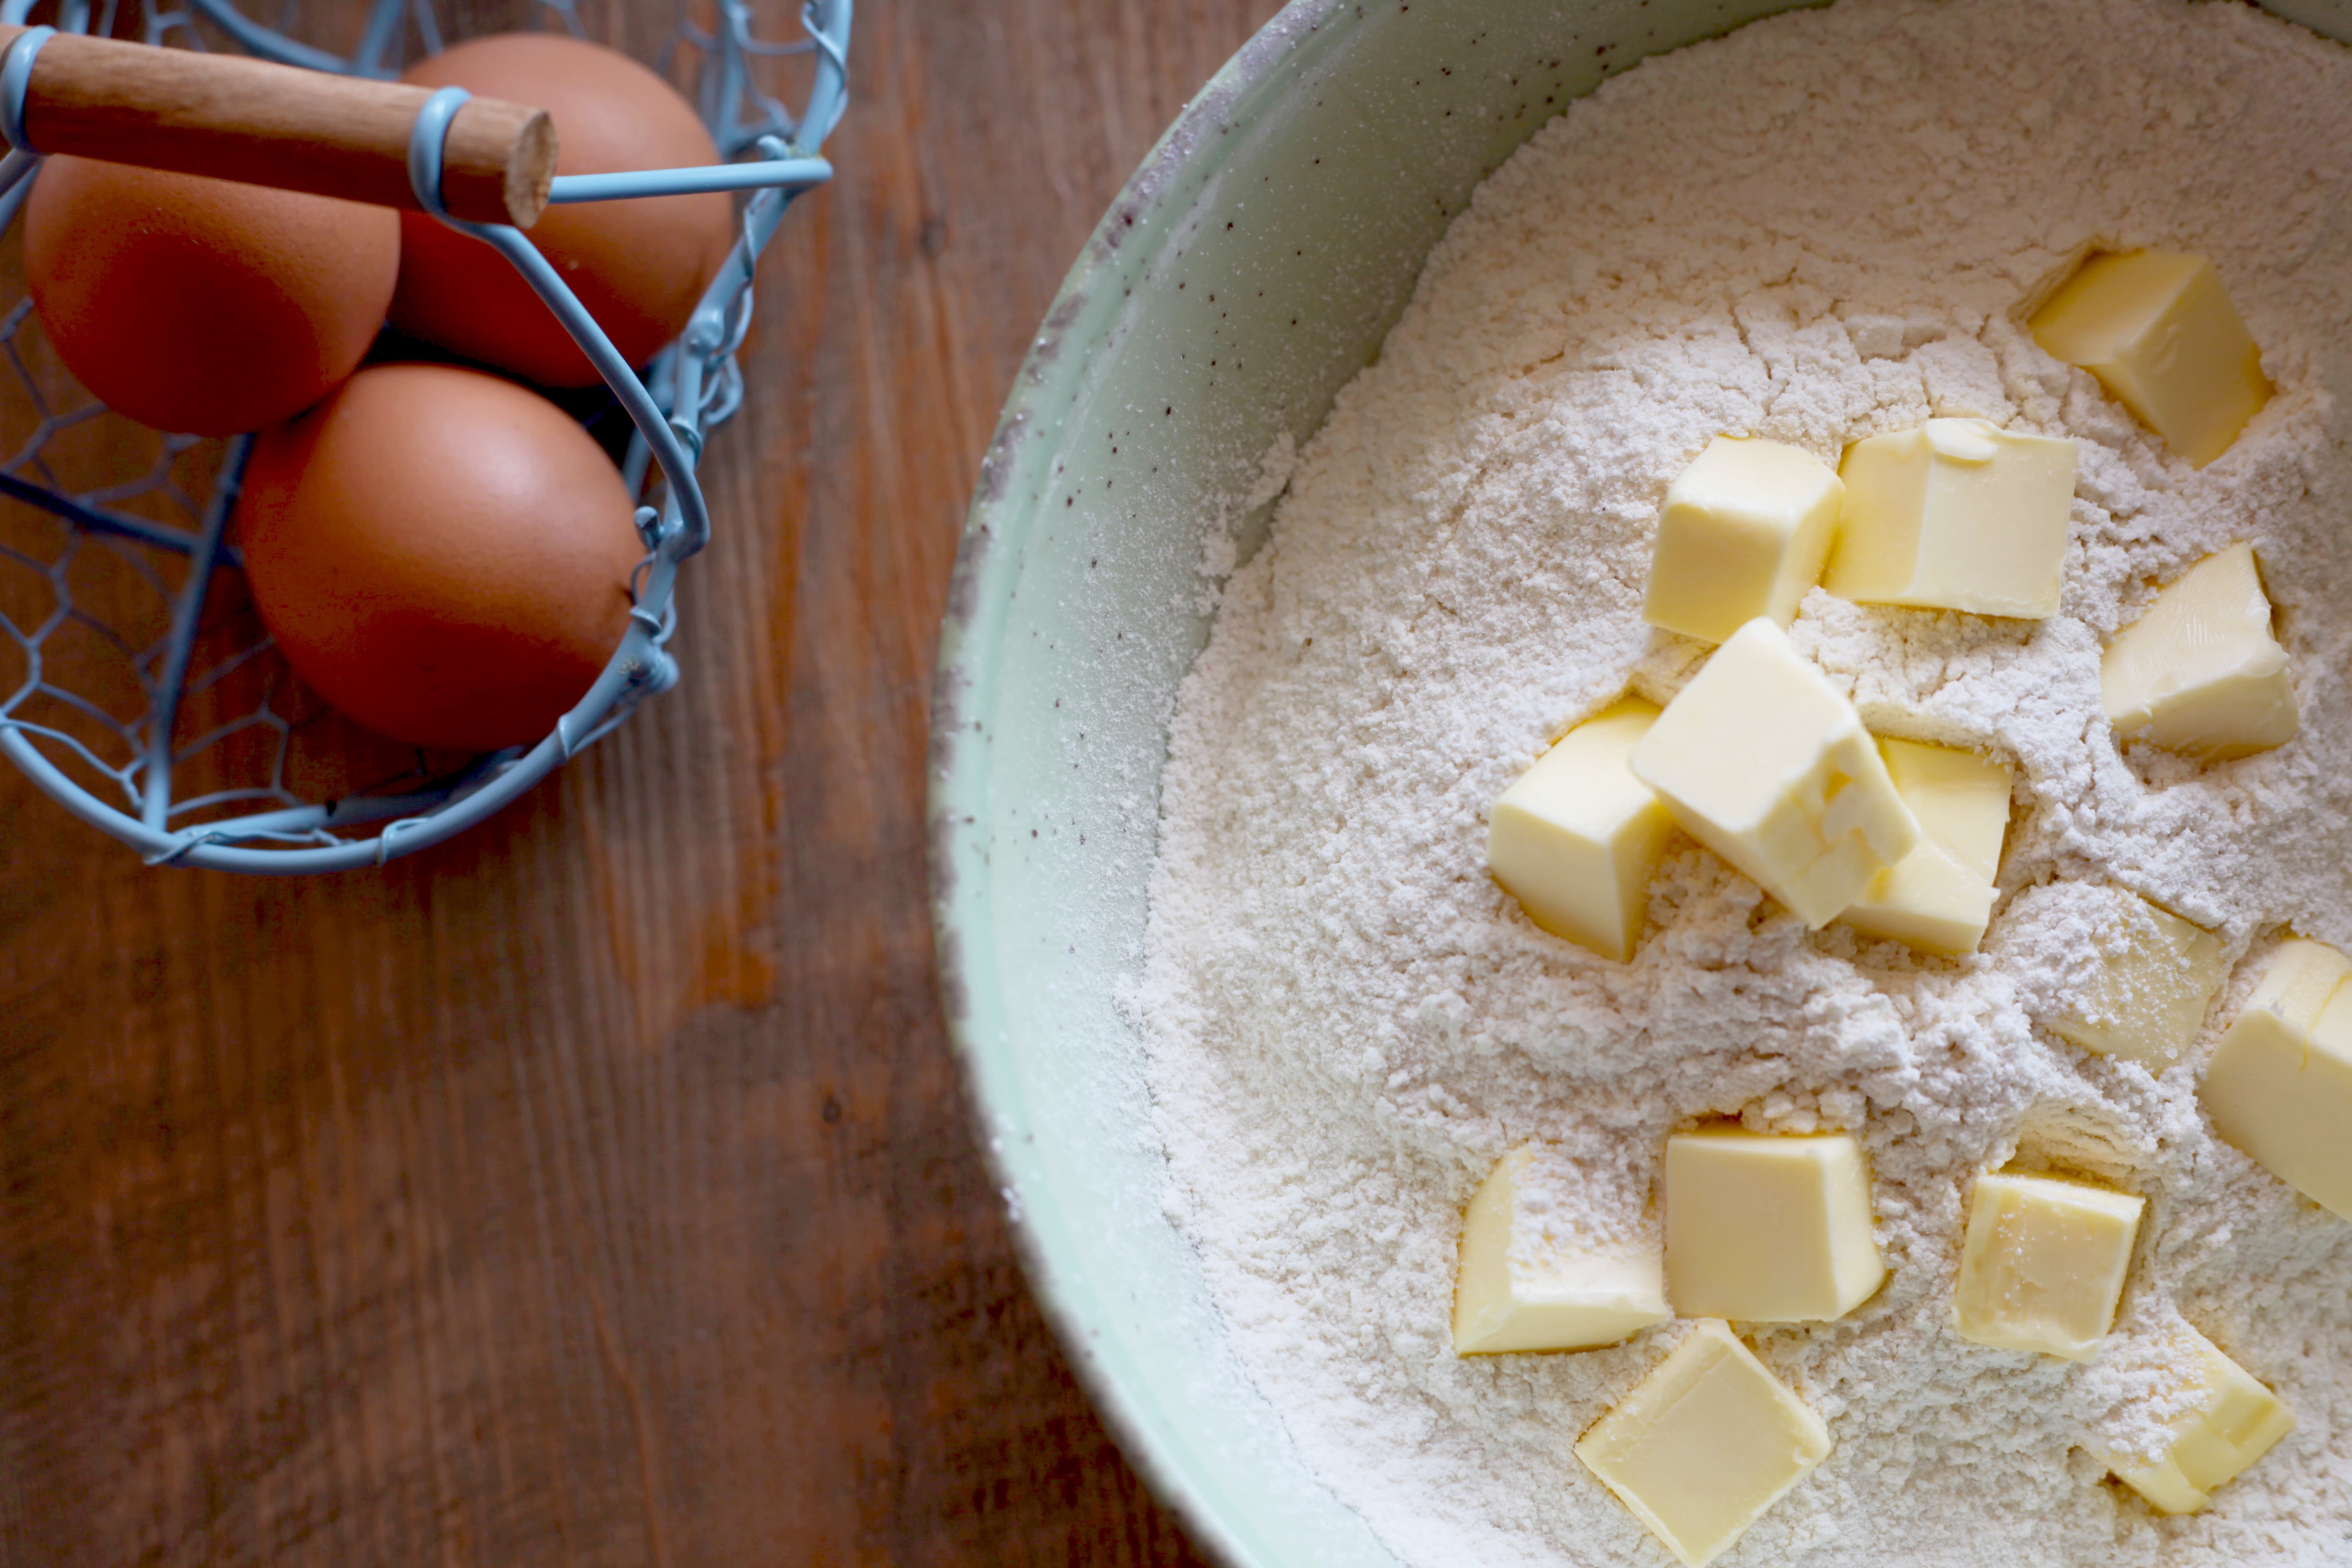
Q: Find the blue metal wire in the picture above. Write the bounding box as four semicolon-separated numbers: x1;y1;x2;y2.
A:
0;0;851;872
137;433;245;830
407;83;711;551
547;158;829;202
0;29;49;149
181;0;353;73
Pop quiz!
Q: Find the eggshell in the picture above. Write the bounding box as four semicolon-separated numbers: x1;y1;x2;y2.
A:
23;157;398;436
235;363;644;752
392;34;735;386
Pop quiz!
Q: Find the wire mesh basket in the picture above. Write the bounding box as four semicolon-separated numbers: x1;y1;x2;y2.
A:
0;0;848;871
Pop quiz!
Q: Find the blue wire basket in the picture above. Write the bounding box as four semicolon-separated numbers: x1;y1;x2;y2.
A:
0;0;848;872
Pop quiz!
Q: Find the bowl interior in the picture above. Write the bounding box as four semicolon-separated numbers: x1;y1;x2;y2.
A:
929;0;2352;1563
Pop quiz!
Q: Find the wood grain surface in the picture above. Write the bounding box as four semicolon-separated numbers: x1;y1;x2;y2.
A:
0;0;1277;1560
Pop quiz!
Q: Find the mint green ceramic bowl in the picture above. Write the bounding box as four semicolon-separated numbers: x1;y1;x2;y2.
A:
928;1;2352;1561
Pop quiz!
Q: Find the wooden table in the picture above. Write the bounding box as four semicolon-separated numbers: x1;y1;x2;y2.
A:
0;0;1276;1558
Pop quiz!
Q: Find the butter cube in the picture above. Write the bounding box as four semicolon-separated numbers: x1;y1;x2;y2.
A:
1952;1172;2143;1360
1836;740;2012;956
1664;1130;1887;1323
2201;938;2352;1219
1823;418;2078;619
2048;891;2224;1070
2102;543;2298;761
1643;437;1843;645
1453;1148;1670;1354
1490;700;1677;961
1630;619;1918;928
2030;251;2270;469
2106;1325;2294;1515
1576;1320;1831;1568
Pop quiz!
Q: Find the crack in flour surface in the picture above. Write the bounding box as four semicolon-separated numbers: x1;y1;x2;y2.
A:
1135;1;2352;1563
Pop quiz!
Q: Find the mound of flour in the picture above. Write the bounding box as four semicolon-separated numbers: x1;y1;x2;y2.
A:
1135;1;2352;1563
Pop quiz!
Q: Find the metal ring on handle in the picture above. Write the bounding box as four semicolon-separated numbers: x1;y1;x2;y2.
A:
405;81;468;213
0;24;52;152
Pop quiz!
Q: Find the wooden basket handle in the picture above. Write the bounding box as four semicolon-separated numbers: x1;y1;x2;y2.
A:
0;23;555;226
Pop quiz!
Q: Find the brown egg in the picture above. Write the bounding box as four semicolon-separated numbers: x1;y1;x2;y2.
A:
23;157;398;436
235;363;645;752
392;34;735;386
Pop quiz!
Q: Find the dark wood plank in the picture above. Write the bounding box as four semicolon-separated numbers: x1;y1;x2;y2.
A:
0;0;1279;1560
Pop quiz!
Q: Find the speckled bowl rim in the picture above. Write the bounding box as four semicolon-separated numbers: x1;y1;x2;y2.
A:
928;7;1365;1561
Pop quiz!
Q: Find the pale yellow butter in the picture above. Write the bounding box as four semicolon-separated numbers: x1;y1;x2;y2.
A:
2201;938;2352;1220
1630;619;1918;929
1664;1129;1886;1322
1643;436;1843;645
1452;1148;1669;1355
1489;699;1676;961
2102;543;2298;761
1824;418;2078;619
1836;740;2012;956
2030;250;2270;469
1952;1172;2142;1361
1575;1320;1831;1568
2048;890;2224;1070
2106;1324;2293;1515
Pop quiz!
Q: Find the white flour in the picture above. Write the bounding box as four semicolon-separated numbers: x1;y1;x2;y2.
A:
1135;1;2352;1563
